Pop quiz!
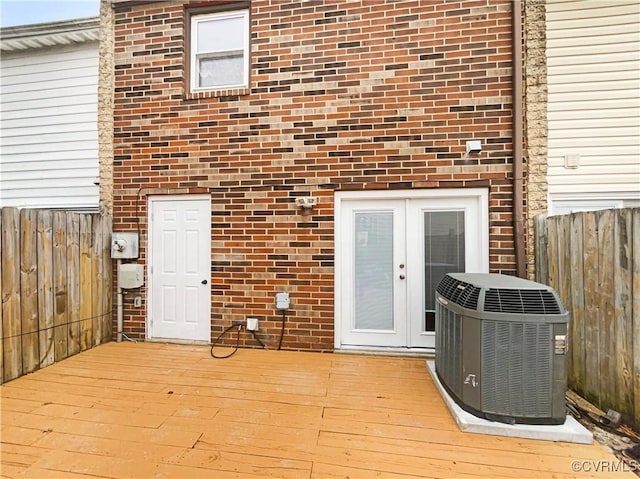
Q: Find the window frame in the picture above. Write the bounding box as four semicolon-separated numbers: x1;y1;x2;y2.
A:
185;3;250;95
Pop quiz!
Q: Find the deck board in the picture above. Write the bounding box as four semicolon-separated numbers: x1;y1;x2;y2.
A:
0;342;635;478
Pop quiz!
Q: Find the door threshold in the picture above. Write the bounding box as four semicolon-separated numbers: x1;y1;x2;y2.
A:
335;345;434;358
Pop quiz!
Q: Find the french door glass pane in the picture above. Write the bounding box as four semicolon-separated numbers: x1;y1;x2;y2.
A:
354;212;393;330
424;211;465;331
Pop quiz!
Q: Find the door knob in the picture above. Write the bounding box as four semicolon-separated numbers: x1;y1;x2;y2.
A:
201;279;208;285
399;275;406;280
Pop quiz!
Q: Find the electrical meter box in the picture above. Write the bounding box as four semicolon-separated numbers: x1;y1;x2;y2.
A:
118;263;144;289
275;292;290;309
111;232;139;259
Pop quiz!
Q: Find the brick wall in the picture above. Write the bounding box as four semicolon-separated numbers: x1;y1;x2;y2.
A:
112;0;519;351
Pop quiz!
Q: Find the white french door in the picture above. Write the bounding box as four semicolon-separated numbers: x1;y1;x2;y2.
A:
148;195;211;342
335;190;488;350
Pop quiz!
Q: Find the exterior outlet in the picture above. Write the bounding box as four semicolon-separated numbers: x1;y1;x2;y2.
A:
247;317;259;331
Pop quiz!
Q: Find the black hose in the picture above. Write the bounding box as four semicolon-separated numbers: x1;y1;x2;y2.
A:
210;323;242;359
250;329;266;349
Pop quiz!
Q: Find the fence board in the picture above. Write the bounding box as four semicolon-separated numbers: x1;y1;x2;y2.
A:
614;209;633;420
568;213;585;391
102;216;113;343
92;216;104;345
536;208;639;430
66;214;81;357
632;209;640;429
557;214;573;384
2;208;22;381
37;210;55;369
0;208;112;383
19;209;39;374
546;217;559;292
582;211;601;403
79;215;93;351
0;210;3;383
53;211;68;362
597;210;616;410
534;215;548;284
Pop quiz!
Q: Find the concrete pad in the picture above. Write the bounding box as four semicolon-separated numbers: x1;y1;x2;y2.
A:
426;360;593;445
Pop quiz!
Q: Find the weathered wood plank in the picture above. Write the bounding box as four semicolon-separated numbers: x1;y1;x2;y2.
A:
2;207;22;382
597;209;616;410
581;211;600;403
102;216;113;343
613;209;634;422
0;210;3;383
556;214;573;386
534;214;548;285
37;210;55;369
52;211;68;362
632;208;640;430
66;213;81;357
19;209;39;374
545;217;559;293
92;215;103;345
568;212;585;392
79;215;93;351
3;343;635;479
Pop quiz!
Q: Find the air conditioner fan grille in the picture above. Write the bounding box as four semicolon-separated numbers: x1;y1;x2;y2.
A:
484;288;561;314
436;275;481;310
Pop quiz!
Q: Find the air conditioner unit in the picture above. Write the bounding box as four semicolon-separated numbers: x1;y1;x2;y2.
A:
435;273;569;425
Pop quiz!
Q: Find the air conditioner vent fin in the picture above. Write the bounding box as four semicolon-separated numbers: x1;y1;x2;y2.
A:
483;288;561;314
436;274;481;310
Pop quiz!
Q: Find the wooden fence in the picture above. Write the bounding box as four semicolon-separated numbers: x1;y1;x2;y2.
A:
0;208;112;384
535;208;640;429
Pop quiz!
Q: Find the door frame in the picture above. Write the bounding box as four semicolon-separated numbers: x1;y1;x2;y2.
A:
146;194;212;342
334;188;489;352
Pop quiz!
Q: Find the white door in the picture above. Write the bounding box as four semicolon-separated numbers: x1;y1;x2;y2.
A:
336;190;488;350
148;195;211;341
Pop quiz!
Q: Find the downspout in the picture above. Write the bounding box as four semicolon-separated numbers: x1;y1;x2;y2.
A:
512;0;527;278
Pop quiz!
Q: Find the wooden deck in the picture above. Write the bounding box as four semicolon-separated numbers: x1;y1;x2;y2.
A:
0;342;633;478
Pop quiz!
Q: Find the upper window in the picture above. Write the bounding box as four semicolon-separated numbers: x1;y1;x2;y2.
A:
190;9;249;93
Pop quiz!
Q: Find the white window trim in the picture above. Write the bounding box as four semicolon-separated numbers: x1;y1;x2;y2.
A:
190;9;249;93
548;191;640;216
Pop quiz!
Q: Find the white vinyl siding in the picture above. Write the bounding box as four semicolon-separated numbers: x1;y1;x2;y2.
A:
0;42;99;209
546;0;640;200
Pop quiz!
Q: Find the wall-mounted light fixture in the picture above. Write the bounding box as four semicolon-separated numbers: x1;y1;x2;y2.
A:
294;197;318;216
294;196;318;209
